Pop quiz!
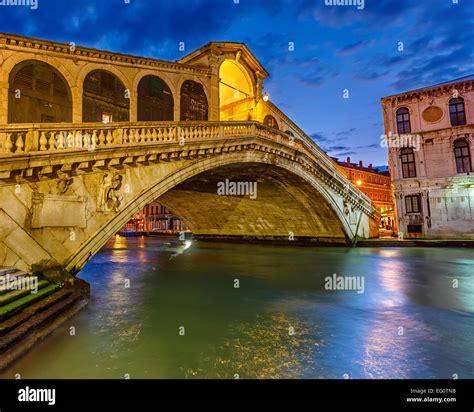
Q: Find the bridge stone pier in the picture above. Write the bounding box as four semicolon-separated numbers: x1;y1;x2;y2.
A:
0;34;379;275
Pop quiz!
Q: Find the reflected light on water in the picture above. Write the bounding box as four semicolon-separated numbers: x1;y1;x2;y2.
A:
377;249;402;259
210;312;317;379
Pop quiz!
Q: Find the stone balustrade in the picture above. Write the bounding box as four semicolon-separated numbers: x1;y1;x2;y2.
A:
0;120;370;208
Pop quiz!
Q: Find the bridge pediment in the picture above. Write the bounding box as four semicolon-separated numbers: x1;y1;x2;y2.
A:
178;42;269;80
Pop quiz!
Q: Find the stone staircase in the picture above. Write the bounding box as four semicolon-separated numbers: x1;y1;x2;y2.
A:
0;267;89;371
356;239;417;247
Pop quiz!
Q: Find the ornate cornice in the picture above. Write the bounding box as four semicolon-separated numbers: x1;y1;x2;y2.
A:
382;79;474;107
0;32;211;75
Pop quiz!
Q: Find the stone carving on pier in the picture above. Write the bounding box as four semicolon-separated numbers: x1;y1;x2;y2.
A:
56;174;73;194
97;173;124;213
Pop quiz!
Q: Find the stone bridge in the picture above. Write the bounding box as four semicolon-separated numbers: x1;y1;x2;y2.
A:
0;121;378;274
0;34;378;274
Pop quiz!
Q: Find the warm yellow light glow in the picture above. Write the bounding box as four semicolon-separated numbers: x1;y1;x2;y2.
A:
263;93;270;102
219;59;253;120
356;180;362;186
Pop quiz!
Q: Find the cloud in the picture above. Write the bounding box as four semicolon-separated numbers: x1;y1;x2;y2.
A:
293;57;339;87
336;128;357;138
310;132;331;143
336;40;373;56
335;151;357;157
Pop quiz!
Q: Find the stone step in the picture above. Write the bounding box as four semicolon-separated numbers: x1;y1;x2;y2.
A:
0;284;60;321
0;292;87;364
0;270;28;280
0;288;73;337
356;240;417;247
0;268;19;276
0;280;50;306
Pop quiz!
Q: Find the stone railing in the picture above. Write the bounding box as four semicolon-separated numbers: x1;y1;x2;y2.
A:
0;121;289;154
0;120;371;209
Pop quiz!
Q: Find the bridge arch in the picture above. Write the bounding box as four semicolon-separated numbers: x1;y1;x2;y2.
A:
219;58;255;121
7;59;74;123
82;69;130;122
179;79;209;121
64;151;355;274
137;75;174;121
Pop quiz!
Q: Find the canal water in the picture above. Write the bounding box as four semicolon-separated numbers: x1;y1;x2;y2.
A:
1;237;473;379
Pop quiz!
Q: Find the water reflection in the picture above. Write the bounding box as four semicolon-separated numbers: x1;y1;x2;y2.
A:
0;239;473;379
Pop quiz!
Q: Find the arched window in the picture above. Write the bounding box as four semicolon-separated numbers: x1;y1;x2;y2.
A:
400;148;416;178
8;60;72;123
264;115;279;130
454;139;471;173
138;75;174;121
180;80;208;121
83;70;129;122
449;97;466;126
396;107;411;134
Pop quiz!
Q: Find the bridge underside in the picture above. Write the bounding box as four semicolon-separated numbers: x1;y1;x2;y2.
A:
158;163;348;241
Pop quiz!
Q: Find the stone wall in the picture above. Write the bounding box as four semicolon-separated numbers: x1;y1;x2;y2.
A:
383;78;474;239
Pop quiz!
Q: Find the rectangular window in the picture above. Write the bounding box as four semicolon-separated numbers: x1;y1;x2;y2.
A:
405;195;421;213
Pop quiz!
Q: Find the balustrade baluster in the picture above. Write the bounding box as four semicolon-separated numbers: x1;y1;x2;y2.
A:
106;130;113;145
57;132;65;149
48;132;55;151
66;132;74;148
98;130;106;146
40;132;48;151
122;129;129;144
75;132;83;149
140;128;146;143
5;134;13;153
16;135;25;153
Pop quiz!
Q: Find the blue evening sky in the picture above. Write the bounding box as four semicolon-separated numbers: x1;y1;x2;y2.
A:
0;0;473;166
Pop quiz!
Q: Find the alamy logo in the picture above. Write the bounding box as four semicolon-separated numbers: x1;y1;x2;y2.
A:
324;0;365;10
0;274;38;294
325;273;365;294
18;386;56;406
380;132;421;152
0;0;38;10
217;179;257;199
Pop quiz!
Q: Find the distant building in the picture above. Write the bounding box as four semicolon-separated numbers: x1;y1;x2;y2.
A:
120;201;187;235
333;157;396;235
381;75;474;239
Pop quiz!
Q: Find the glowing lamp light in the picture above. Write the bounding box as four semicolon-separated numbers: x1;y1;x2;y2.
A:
262;93;270;102
356;180;362;186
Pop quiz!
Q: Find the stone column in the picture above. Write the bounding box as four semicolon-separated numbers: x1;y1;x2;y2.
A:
71;86;82;123
208;53;221;121
174;91;180;121
130;90;137;122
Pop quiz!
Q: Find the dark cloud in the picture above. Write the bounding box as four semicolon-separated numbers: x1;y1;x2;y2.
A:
310;132;330;143
336;128;357;138
335;151;357;157
336;40;373;56
293;57;339;87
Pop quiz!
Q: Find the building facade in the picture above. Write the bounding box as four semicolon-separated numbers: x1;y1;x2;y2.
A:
381;75;474;239
121;201;187;235
334;158;395;235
